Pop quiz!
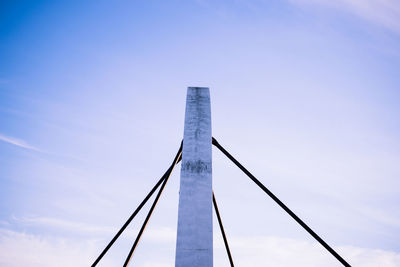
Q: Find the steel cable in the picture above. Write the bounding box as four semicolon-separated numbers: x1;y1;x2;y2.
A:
212;137;351;267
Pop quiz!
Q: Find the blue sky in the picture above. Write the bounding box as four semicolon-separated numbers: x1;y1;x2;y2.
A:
0;0;400;266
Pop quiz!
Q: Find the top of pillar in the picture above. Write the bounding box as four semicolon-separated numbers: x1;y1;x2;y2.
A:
186;87;210;100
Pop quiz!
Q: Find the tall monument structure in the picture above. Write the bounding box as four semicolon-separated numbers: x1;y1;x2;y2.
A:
92;87;351;267
175;87;213;266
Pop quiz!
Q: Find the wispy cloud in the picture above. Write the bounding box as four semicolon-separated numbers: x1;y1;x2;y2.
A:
0;228;103;267
222;235;400;267
15;216;118;235
1;226;399;267
357;205;400;227
0;134;39;151
13;216;176;243
289;0;400;33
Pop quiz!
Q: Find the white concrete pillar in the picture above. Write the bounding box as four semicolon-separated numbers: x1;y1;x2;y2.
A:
175;87;213;267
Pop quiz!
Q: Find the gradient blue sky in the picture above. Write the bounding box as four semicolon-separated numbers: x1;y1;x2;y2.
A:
1;0;400;266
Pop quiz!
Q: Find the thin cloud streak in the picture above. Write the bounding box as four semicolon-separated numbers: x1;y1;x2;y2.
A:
289;0;400;33
0;229;102;267
0;134;39;151
1;227;399;267
12;216;177;243
224;235;400;267
5;216;400;266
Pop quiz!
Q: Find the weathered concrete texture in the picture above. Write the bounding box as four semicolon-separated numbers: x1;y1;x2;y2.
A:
175;87;213;267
